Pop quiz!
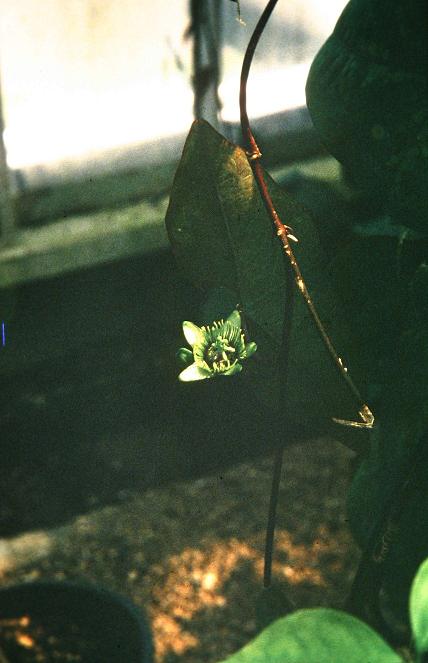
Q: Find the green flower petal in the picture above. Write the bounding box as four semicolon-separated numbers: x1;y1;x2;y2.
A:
176;347;194;365
223;362;243;376
178;310;256;381
179;363;212;382
244;341;257;358
183;321;205;347
226;309;241;328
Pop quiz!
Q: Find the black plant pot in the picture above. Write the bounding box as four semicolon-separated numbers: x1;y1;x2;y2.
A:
0;580;153;662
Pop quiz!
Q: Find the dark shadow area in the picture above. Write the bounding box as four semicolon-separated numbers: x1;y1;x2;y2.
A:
0;250;286;537
1;172;411;539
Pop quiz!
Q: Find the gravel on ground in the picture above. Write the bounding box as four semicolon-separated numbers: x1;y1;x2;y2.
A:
0;437;360;662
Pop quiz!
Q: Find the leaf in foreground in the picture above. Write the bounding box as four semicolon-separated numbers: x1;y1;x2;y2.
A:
219;608;401;663
410;556;428;656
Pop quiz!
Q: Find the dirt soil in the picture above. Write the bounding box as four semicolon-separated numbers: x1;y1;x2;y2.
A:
0;437;360;663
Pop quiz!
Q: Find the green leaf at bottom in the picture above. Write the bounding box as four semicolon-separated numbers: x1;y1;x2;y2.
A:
411;557;428;655
219;608;401;663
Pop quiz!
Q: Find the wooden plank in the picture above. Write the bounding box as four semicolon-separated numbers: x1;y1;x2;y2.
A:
0;107;326;287
0;198;169;288
13;107;324;227
13;133;184;227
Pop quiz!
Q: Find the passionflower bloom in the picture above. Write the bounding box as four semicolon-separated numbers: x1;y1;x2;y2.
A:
177;310;257;382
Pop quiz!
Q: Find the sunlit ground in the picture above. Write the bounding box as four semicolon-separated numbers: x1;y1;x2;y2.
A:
0;439;359;663
149;525;352;660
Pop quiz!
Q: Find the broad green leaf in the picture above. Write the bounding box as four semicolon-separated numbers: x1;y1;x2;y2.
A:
219;608;400;663
410;557;428;654
346;259;428;620
327;236;405;394
166;120;367;444
199;286;240;324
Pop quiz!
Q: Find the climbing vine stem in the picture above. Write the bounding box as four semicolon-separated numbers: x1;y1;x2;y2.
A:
263;444;285;588
239;0;374;589
239;0;373;428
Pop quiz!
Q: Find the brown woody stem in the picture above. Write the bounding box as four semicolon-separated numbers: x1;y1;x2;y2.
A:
240;0;368;414
239;0;373;589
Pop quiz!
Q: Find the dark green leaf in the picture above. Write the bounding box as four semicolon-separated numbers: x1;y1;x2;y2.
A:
166;120;366;444
347;260;428;620
200;286;240;324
